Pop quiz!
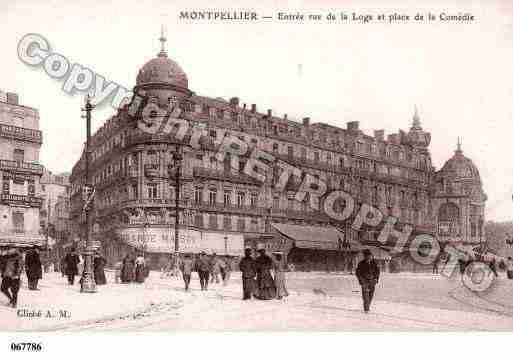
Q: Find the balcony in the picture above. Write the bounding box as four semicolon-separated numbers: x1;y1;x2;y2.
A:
0;159;44;175
0;124;42;144
144;164;159;177
193;167;262;186
0;194;43;208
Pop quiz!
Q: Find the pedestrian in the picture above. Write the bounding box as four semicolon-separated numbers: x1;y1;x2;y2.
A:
222;257;231;286
196;251;211;290
114;260;123;283
93;251;107;285
239;248;256;300
507;257;513;280
1;249;22;308
25;246;42;290
134;253;147;284
121;253;135;283
272;252;289;300
355;249;380;313
60;256;66;277
254;248;276;300
179;254;194;291
210;253;221;284
64;247;80;285
433;254;440;275
489;258;498;277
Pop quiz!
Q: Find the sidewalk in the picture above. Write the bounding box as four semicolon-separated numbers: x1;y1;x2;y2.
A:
1;271;513;331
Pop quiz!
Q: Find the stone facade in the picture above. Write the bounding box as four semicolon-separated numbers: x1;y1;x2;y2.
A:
69;37;486;263
0;90;45;246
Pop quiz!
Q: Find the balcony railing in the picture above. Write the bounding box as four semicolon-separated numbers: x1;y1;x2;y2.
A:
0;124;42;144
0;159;44;175
0;194;43;208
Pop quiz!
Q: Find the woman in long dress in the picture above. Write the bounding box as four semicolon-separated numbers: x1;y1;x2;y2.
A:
254;249;276;300
121;253;135;283
134;254;147;283
272;252;289;299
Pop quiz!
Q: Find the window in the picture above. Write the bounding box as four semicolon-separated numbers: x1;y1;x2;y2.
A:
273;196;280;209
250;193;258;208
209;189;217;205
13;149;24;162
314;152;319;161
287;146;293;157
301;148;307;159
273;143;279;152
237;217;246;231
147;183;158;199
224;191;232;206
237;192;245;207
287;198;294;209
209;214;218;229
223;215;232;230
12;212;24;233
209;130;216;138
194;187;203;204
196;154;203;161
195;214;204;227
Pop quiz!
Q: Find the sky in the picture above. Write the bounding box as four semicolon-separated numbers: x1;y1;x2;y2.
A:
0;0;511;221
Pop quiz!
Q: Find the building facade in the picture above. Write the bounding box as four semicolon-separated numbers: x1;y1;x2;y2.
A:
69;36;486;268
0;90;45;247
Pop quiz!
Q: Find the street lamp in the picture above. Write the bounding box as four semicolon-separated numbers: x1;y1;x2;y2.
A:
80;95;96;293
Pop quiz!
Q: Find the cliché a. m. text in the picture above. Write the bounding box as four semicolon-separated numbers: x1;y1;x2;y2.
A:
17;309;71;319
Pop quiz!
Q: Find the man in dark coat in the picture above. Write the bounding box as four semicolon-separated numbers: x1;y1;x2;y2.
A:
195;252;211;290
254;248;276;300
239;248;257;300
355;249;380;313
64;247;80;285
25;246;42;290
93;251;107;285
179;254;194;291
1;249;23;308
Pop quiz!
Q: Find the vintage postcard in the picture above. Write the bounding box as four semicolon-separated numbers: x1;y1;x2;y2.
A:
0;0;512;355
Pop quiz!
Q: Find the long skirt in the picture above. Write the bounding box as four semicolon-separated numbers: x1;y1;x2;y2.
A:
274;271;289;298
95;268;107;285
255;271;276;300
121;264;134;283
135;264;146;283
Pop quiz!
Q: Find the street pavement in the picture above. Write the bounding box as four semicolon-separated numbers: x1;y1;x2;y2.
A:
1;270;512;331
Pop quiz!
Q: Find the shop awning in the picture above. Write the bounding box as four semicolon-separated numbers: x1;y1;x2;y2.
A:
271;223;344;250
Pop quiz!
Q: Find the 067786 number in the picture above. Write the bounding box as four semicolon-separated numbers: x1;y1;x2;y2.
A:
10;342;42;351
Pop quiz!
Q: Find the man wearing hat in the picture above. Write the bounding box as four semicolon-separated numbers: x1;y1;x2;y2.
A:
239;247;257;300
355;248;380;313
195;251;211;290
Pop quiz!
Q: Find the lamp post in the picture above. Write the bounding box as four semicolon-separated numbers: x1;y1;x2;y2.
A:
81;95;96;293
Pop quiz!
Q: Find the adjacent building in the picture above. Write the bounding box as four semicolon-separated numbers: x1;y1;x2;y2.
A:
69;34;487;269
0;90;45;247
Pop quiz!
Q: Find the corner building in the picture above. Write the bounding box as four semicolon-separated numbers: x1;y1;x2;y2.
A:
69;37;486;270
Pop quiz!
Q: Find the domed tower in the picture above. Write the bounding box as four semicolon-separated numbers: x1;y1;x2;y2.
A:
134;26;193;108
431;139;487;245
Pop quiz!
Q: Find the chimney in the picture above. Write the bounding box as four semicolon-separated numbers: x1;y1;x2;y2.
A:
251;104;256;113
347;121;359;131
302;117;310;126
284;114;288;121
229;97;239;107
374;129;385;141
6;92;19;105
267;109;272;117
242;103;246;110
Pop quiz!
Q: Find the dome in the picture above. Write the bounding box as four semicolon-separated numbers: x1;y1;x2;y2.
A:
439;140;480;181
136;29;188;88
136;53;188;88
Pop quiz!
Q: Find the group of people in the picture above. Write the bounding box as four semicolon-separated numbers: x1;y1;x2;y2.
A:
0;246;43;308
179;252;232;291
239;248;289;300
118;252;148;284
62;247;107;287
